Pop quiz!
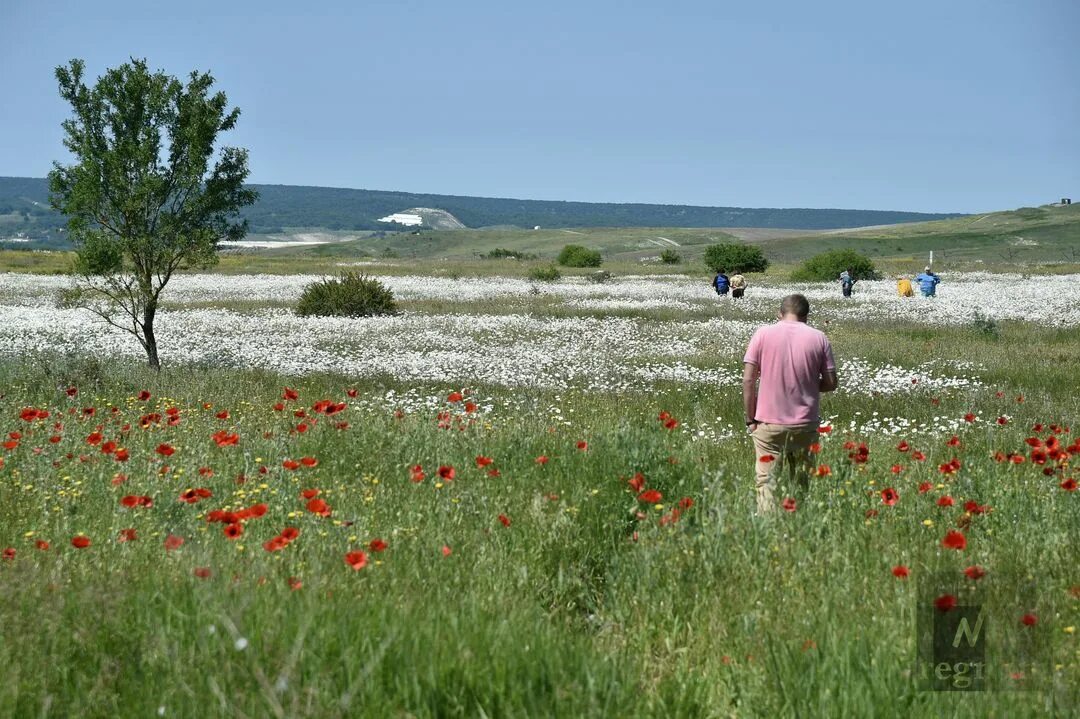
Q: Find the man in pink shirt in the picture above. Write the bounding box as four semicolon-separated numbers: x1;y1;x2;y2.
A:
743;294;838;514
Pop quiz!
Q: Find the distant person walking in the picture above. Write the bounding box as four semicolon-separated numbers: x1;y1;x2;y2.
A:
839;269;855;298
897;276;914;297
915;267;940;297
743;294;838;514
730;273;747;300
712;270;730;297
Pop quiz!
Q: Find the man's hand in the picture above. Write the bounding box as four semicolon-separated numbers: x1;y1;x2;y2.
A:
746;422;760;434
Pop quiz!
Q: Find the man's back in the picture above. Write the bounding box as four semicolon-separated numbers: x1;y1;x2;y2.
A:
743;321;834;425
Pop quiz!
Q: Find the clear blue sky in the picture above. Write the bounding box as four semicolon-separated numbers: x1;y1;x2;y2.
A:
1;0;1077;213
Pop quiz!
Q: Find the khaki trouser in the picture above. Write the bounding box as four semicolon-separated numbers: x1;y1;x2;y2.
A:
750;422;819;514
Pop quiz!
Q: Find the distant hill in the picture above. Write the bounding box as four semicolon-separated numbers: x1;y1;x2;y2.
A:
0;175;961;244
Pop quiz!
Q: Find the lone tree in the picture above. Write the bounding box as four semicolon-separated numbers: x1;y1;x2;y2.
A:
49;58;256;369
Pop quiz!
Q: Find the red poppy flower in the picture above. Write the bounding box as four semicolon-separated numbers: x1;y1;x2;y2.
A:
1020;613;1037;626
224;523;243;539
498;514;511;527
638;489;663;503
815;464;832;477
1061;478;1078;492
964;500;991;515
263;536;287;552
306;498;331;517
628;472;646;492
664;418;679;430
964;565;986;580
937;496;954;507
942;530;967;550
193;567;212;579
934;594;957;612
369;538;388;552
447;391;463;403
282;459;300;470
781;497;797;512
155;443;175;457
576;440;588;451
881;488;899;506
346;388;359;397
808;442;821;454
475;455;493;468
71;536;91;549
114;448;130;462
947;435;962;447
212;431;239;447
164;535;184;551
679;497;694;509
892;565;909;579
35;540;49;550
86;431;103;445
280;527;300;541
963;413;975;423
437;465;456;481
818;425;832;434
535;455;549;465
137;390;151;401
2;547;15;561
441;544;452;557
918;482;932;493
890;464;904;474
996;416;1009;426
410;464;425;483
300;456;318;467
759;454;775;464
912;450;926;461
301;489;320;500
345;550;368;570
282;387;299;401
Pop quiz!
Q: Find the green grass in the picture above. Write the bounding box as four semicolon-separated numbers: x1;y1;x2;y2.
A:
0;310;1077;716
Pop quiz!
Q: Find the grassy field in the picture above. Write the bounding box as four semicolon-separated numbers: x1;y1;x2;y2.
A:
0;261;1078;717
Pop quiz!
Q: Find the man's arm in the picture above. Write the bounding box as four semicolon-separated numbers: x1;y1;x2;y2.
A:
743;362;760;428
819;370;838;393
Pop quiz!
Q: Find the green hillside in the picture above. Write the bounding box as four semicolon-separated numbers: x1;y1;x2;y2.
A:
0;175;960;243
751;203;1080;266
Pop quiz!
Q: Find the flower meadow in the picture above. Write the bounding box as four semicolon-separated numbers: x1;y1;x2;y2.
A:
0;269;1077;717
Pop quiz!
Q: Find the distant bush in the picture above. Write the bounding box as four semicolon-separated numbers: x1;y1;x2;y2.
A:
296;272;397;317
970;311;1000;339
528;265;562;282
659;249;681;264
557;244;602;268
791;250;879;282
703;243;769;274
586;270;613;283
485;248;537;260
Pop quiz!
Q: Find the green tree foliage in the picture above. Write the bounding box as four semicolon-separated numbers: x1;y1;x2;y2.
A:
557;244;602;267
703;243;769;274
296;272;397;317
791;249;879;281
48;58;256;368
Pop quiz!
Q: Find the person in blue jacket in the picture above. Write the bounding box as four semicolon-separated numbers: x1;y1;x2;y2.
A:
914;266;940;297
712;269;730;297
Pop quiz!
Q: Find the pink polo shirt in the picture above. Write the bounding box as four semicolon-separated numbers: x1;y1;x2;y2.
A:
743;320;835;425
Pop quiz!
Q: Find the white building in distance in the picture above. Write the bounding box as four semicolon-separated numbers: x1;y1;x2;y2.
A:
378;213;424;227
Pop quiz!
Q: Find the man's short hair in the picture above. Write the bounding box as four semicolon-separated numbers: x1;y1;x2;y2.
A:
781;294;810;319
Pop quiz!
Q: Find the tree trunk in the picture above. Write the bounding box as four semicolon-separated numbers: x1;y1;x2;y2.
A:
143;302;161;370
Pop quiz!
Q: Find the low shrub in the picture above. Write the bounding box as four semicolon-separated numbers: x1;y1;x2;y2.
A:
485;248;537;260
296;272;397;317
791;250;879;282
703;243;769;274
528;265;562;282
659;249;681;264
557;244;602;268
